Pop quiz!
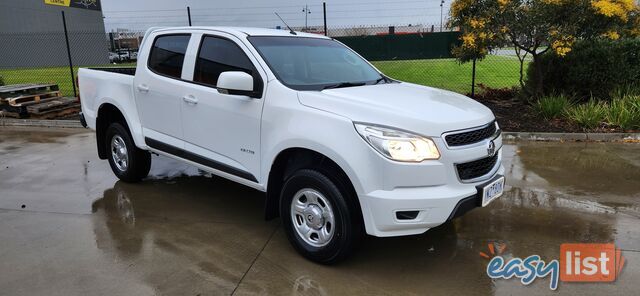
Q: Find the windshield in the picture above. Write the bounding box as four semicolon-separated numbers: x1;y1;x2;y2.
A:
248;36;385;91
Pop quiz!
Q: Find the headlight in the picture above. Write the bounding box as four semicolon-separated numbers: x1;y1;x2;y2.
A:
354;123;440;162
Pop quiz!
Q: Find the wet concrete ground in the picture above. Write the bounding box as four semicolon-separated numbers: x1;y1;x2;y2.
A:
0;127;639;295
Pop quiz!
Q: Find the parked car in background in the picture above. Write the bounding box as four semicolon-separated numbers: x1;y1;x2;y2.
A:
108;50;137;63
119;51;130;60
78;26;505;264
108;52;120;63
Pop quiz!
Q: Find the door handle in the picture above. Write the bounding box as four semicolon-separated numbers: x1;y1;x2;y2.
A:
182;95;198;105
137;84;149;93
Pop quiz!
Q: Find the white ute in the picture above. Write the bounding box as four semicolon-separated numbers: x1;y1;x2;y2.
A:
78;27;505;263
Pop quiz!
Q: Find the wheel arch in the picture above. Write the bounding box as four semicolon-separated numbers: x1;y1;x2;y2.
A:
264;147;363;225
95;103;133;159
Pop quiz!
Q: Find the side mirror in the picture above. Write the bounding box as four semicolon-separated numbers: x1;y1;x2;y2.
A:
216;71;255;97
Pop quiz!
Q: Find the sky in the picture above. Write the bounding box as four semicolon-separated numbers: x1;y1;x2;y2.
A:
101;0;452;32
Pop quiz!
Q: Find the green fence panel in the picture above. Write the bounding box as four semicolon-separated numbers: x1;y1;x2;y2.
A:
335;31;461;61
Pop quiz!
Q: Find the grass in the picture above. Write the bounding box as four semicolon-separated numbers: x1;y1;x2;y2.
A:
372;55;525;93
529;84;640;131
566;100;607;129
533;94;573;119
0;56;523;96
0;63;135;96
606;94;640;130
610;83;640;99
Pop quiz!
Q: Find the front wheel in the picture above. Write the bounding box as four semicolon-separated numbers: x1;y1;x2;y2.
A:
105;122;151;183
280;169;362;264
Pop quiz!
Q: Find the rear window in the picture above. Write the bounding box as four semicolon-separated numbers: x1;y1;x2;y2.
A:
148;34;191;79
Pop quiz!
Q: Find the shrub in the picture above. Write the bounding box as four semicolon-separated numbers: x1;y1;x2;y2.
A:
606;94;640;130
566;100;607;129
525;39;640;101
0;75;4;86
533;95;573;119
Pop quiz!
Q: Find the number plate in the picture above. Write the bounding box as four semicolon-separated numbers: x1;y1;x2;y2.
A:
481;176;505;207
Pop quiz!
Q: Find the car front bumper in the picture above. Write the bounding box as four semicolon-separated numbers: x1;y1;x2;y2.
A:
360;164;505;237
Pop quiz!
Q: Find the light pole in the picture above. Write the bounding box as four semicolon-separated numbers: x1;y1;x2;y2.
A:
302;5;311;30
440;0;445;32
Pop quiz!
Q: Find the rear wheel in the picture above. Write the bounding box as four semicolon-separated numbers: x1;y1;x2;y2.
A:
280;169;362;264
105;122;151;183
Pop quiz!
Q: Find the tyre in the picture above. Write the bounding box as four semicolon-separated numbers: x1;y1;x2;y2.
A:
105;122;151;183
280;168;362;264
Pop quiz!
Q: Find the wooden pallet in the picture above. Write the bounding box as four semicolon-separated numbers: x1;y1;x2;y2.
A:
29;105;81;120
0;110;21;118
1;96;79;119
27;97;78;114
16;96;62;107
7;91;63;107
0;84;59;99
0;103;24;118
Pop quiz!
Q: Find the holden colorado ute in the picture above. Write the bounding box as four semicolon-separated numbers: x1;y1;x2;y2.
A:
78;27;505;264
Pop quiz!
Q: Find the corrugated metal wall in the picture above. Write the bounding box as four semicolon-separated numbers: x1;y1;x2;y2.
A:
0;0;108;68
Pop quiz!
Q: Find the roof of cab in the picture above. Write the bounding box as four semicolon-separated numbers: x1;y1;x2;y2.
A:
148;26;330;39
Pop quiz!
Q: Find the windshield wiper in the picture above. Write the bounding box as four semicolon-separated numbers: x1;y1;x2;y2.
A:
374;76;387;84
321;81;367;90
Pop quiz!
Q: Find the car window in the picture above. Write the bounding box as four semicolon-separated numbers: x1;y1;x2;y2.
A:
148;34;191;79
194;36;256;87
248;36;383;91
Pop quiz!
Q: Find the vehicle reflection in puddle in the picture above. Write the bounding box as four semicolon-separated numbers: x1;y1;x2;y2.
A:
88;168;623;294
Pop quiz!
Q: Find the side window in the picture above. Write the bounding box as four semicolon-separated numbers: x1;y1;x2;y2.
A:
194;36;257;87
148;34;191;79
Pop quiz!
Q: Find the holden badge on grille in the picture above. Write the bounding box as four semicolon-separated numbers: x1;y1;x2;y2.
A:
487;140;496;157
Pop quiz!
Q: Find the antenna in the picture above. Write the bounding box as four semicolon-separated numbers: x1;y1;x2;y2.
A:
275;12;297;35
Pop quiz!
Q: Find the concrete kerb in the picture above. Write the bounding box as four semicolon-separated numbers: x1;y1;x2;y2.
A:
502;132;640;142
0;118;83;128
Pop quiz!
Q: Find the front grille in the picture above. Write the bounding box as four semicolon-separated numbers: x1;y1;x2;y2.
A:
456;154;499;181
445;122;497;147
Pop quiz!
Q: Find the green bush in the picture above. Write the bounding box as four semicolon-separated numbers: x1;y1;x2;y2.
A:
566;100;607;129
533;94;572;119
0;75;4;86
606;94;640;130
525;39;640;101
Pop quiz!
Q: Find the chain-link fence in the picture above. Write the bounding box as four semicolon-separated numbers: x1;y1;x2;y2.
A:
324;24;527;95
0;28;146;97
0;31;111;97
0;18;525;99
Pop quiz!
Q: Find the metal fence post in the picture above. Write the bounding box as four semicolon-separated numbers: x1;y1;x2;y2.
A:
187;6;192;26
109;32;115;52
323;2;327;36
61;11;77;97
471;58;477;98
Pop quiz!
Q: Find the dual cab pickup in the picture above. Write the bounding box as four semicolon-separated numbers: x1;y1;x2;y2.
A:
79;26;505;263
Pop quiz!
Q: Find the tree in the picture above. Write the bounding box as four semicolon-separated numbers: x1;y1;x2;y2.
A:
449;0;639;96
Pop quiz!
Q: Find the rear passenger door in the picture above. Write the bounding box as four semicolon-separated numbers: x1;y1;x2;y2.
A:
134;33;192;148
180;33;266;183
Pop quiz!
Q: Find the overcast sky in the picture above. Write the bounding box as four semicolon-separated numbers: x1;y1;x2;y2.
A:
101;0;451;31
